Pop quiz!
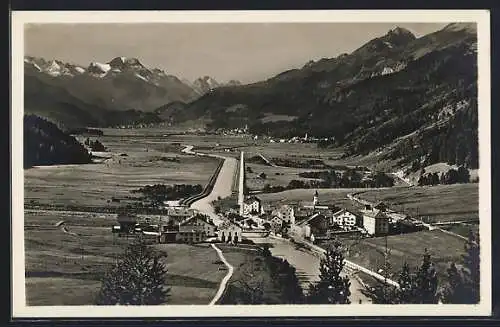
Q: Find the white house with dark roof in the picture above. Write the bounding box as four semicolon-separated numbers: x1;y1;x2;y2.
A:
242;196;263;215
331;209;358;227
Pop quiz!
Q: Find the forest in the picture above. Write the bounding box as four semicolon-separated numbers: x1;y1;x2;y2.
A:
24;114;92;168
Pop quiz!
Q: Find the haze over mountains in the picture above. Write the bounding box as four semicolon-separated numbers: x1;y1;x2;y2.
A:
24;23;478;172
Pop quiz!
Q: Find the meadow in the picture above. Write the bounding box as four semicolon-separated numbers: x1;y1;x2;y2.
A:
339;230;469;281
354;184;479;223
24;132;220;209
24;211;227;305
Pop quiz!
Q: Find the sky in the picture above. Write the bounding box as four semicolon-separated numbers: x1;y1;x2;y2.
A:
24;23;447;84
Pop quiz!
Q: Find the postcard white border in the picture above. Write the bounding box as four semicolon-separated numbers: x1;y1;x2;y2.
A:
11;9;491;318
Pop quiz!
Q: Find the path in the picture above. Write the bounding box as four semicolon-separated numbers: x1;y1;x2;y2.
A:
209;244;234;305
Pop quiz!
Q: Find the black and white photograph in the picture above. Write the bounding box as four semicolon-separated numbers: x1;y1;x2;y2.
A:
11;10;491;317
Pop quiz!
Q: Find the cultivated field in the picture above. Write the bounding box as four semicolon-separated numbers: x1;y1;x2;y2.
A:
25;132;220;209
354;184;479;223
24;211;226;305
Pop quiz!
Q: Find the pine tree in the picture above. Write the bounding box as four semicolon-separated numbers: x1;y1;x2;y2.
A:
95;236;169;305
414;249;439;304
307;240;351;304
396;262;417;303
463;230;480;303
441;230;480;303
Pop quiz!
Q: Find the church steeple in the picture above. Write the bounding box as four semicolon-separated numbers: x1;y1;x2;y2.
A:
313;190;319;209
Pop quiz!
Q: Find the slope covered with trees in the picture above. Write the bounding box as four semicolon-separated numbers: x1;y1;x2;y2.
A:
177;23;478;171
24;114;92;168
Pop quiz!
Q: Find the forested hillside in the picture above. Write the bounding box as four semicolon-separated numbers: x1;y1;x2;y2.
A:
24;115;92;168
176;23;478;170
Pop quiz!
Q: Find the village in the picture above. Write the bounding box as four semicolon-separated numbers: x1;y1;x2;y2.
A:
111;161;427;248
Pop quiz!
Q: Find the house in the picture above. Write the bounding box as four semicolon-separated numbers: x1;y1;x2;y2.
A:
160;214;216;244
274;204;296;225
331;209;358;228
296;212;329;237
362;208;390;235
242;196;262;215
217;220;243;243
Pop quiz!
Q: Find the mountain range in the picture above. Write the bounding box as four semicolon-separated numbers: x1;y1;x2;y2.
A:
24;23;478;172
24;55;240;128
171;23;478;172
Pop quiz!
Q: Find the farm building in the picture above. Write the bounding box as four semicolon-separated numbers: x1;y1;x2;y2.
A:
242;196;263;215
158;214;216;244
362;208;390;235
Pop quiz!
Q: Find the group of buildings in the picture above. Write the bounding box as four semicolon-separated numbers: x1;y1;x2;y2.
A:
112;207;243;244
238;190;422;242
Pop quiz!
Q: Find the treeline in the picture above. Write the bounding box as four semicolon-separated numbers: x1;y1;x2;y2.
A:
272;158;331;169
298;169;394;188
24;114;92;168
417;166;471;186
131;184;203;204
261;169;394;193
67;127;104;136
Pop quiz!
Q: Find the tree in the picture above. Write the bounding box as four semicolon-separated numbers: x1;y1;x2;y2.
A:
396;262;417;303
440;230;480;303
95;236;169;305
413;249;439;304
307;240;351;304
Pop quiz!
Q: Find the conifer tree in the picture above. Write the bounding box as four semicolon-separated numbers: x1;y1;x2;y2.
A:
307;240;351;304
396;261;417;303
95;236;169;305
440;230;480;304
414;249;439;304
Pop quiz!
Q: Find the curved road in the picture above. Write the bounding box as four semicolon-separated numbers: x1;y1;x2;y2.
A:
209;244;234;305
249;236;372;304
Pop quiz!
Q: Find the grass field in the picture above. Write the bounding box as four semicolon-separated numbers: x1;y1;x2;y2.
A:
325;230;469;282
245;163;324;190
355;184;479;223
25;134;220;209
24;211;226;305
152;243;226;305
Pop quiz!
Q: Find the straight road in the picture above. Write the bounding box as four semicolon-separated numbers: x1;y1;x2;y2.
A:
182;145;237;226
